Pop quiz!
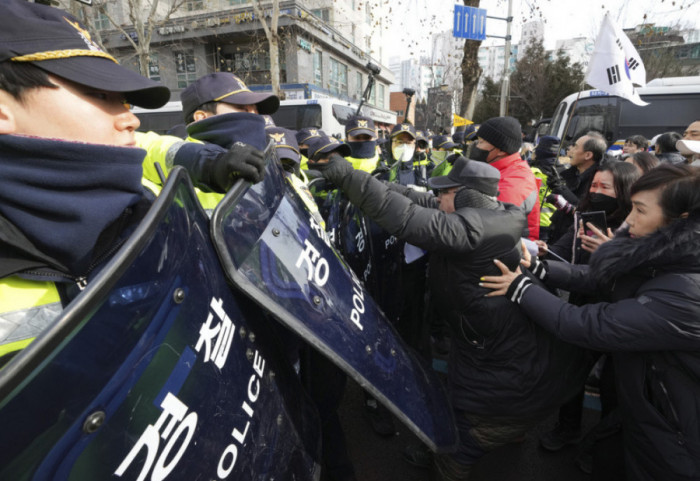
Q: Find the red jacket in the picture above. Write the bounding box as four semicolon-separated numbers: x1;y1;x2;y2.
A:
490;152;540;240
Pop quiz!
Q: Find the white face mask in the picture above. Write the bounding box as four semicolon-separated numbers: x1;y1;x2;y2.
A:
392;143;415;163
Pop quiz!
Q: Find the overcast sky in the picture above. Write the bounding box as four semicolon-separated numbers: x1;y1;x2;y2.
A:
384;0;700;60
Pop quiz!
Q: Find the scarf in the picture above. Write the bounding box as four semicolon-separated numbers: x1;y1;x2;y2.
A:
0;134;146;275
187;112;267;151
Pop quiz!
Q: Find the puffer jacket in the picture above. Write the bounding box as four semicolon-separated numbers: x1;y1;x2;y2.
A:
517;219;700;481
329;164;588;417
489;152;541;241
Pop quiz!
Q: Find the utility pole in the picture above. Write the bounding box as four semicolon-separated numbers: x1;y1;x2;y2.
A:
498;0;513;116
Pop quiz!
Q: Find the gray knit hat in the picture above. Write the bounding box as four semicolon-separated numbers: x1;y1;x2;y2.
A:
477;116;522;154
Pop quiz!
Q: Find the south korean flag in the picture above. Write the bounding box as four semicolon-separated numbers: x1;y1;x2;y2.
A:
585;13;648;106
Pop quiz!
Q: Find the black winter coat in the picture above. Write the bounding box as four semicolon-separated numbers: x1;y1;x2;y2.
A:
520;219;700;481
332;167;588;417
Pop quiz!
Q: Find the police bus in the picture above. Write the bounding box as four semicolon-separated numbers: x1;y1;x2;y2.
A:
545;76;700;146
270;98;397;139
132;98;398;138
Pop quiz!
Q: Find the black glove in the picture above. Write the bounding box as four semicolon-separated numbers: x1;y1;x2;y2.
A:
320;153;354;185
203;142;265;192
546;176;564;192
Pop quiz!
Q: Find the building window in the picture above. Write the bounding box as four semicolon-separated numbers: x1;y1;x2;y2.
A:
148;53;161;81
311;8;331;22
365;2;371;23
175;50;197;88
378;84;385;108
227;0;248;4
369;81;376;105
233;50;270;71
313;50;323;85
93;10;111;30
356;72;363;98
329;57;348;96
185;0;204;11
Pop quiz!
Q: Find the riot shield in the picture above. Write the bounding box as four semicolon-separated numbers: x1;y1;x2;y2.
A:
0;169;321;480
212;153;458;452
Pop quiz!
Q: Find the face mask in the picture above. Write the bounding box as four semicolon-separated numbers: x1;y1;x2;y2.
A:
392;143;415;163
347;140;377;159
431;151;448;163
300;148;309;158
589;193;618;214
469;146;493;163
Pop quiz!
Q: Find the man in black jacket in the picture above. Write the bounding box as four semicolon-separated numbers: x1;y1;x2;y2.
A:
321;155;588;479
547;132;606;243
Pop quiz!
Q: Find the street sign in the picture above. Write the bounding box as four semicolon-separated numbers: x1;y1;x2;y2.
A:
453;5;487;41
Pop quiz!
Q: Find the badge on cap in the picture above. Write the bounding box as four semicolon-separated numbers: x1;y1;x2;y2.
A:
65;17;102;52
358;120;368;128
270;132;285;144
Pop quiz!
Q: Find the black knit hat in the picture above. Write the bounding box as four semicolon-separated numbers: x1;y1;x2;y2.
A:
477;116;522;154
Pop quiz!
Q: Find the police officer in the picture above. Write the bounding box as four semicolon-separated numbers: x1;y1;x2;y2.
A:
0;0;170;365
387;122;424;188
344;115;383;173
296;127;325;171
137;72;273;211
429;134;459;178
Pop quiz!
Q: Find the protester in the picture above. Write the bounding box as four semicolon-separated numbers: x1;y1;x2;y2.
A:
536;162;640;473
653;132;684;165
544;161;640;264
319;154;588;479
677;120;700;165
470;116;541;240
625;151;660;173
483;163;700;481
546;132;606;243
621;134;648;159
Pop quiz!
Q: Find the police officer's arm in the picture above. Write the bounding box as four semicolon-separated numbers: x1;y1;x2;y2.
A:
136;132;264;192
323;155;484;253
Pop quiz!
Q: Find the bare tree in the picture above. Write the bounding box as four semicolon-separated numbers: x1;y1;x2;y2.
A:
251;0;282;97
94;0;186;77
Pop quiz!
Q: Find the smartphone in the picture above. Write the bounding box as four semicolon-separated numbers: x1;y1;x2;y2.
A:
580;210;607;236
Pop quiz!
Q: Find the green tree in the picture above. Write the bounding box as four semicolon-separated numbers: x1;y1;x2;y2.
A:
472;77;501;123
508;40;584;125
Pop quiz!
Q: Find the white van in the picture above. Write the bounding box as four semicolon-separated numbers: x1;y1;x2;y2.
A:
546;76;700;145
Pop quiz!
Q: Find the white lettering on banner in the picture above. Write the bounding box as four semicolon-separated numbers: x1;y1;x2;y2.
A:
385;235;397;250
350;275;365;331
195;298;235;369
115;393;198;481
216;350;267;479
295;239;330;286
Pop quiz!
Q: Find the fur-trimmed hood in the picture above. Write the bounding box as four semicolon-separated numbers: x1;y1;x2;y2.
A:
590;217;700;284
